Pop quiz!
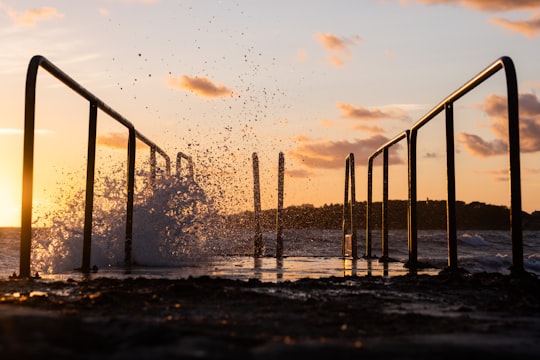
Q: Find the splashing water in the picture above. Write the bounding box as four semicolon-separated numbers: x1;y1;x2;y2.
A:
31;164;234;274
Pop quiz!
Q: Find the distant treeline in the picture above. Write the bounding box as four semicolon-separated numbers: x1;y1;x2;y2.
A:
226;200;540;230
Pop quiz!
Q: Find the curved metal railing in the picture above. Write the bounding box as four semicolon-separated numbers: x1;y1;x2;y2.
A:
19;55;171;277
361;56;523;275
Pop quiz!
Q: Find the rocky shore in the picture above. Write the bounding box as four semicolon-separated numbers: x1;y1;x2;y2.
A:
1;271;540;359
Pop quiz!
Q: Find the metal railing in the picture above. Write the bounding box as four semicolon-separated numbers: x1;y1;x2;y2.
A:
19;55;171;278
366;131;408;262
251;152;285;258
363;56;523;275
176;151;194;179
342;153;357;258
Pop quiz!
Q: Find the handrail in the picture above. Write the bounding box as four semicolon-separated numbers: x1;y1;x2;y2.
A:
19;55;171;278
276;152;284;258
342;153;357;258
366;131;408;261
252;152;264;257
176;151;194;179
365;56;524;275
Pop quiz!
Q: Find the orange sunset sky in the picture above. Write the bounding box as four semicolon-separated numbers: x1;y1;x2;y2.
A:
2;0;540;227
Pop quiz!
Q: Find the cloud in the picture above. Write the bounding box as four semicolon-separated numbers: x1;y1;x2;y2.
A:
0;4;63;26
490;13;540;37
319;119;335;128
295;48;308;62
111;0;160;3
472;168;508;182
458;92;540;157
167;74;233;98
314;32;361;67
97;132;146;149
403;1;540;37
98;8;110;16
351;124;386;134
457;133;507;157
286;168;317;178
424;152;439;159
413;0;540;12
338;102;410;121
97;132;127;149
287;135;405;171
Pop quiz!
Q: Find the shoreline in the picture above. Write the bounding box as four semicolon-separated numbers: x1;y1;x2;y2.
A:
1;271;539;358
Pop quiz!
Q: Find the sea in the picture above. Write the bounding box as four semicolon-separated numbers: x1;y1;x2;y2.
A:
1;227;540;282
1;174;540;282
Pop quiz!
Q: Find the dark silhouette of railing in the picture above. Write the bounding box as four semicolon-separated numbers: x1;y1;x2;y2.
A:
176;151;194;179
366;131;408;262
19;55;171;278
361;56;523;275
251;152;285;258
342;153;357;258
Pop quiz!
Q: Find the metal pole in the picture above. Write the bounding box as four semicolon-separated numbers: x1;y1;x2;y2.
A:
502;57;524;275
82;102;98;273
125;128;136;267
19;56;41;278
342;156;350;257
276;152;284;258
366;158;373;258
252;153;263;257
349;154;357;259
407;130;418;270
150;146;156;187
445;102;458;270
382;148;389;259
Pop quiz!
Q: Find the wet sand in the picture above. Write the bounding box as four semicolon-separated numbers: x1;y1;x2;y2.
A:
1;271;540;359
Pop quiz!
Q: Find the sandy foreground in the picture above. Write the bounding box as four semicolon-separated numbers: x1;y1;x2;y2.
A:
0;271;540;359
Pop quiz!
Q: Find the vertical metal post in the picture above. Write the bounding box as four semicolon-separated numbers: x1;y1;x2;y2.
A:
365;158;373;258
82;102;98;273
150;146;156;187
252;153;263;257
445;102;458;270
276;152;284;258
19;56;41;279
342;156;350;257
407;130;418;270
124;128;136;267
502;58;524;275
382;148;389;259
349;154;357;259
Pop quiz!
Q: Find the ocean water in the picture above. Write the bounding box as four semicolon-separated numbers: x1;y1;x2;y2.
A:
1;174;539;282
1;226;540;282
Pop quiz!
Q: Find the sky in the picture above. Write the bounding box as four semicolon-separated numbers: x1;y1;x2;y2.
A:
1;0;540;227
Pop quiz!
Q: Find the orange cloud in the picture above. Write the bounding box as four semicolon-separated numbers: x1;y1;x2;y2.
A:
287;135;404;171
319;119;335;128
413;0;540;12
167;74;233;98
458;92;540;157
97;132;146;149
314;32;361;68
295;48;308;62
97;132;128;149
338;102;410;121
457;133;507;157
116;0;160;3
351;124;386;134
404;0;540;37
0;5;63;26
286;168;317;178
490;13;540;37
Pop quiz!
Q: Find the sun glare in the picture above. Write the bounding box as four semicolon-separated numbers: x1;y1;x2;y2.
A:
0;177;20;227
